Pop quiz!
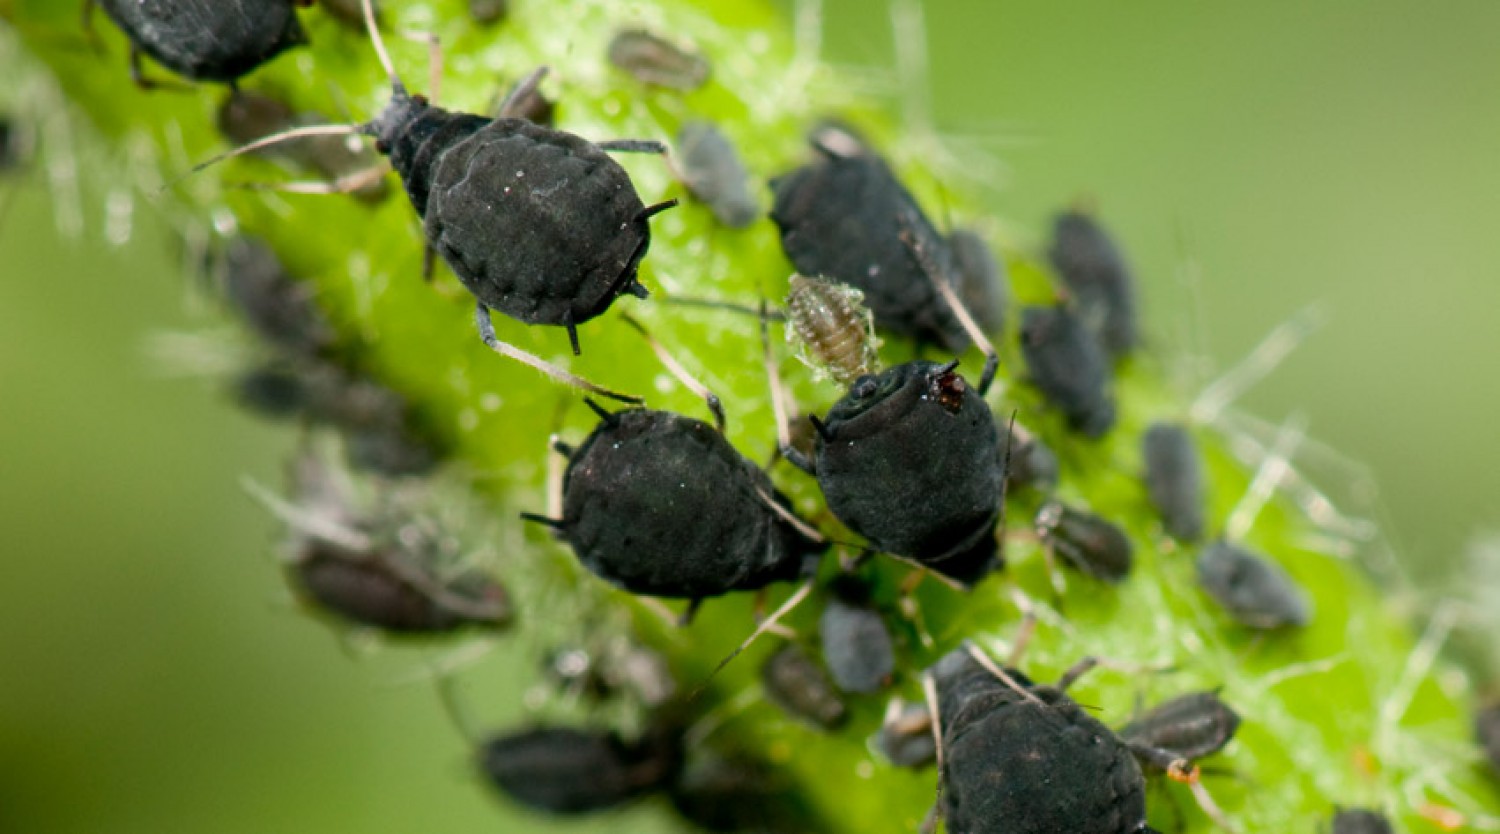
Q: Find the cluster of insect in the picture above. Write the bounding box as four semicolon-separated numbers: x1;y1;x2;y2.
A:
77;0;1499;832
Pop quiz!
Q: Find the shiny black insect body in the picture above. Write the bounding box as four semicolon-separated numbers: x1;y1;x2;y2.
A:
784;360;1005;586
1330;808;1394;834
607;29;711;91
525;405;824;600
1119;691;1240;764
1197;539;1311;629
927;647;1166;834
217;235;337;358
217;91;388;202
479;725;679;814
1049;209;1138;358
90;0;308;88
675;121;757;229
762;644;848;730
1142;422;1205;542
1035;499;1134;583
1475;702;1500;774
819;576;894;693
771;137;968;352
949;228;1008;337
1020;304;1116;437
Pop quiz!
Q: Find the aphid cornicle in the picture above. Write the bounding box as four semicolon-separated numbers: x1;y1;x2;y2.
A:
1330;808;1394;834
1142;421;1206;542
771;134;970;352
1020;303;1117;437
761;644;848;730
1048;208;1139;358
1035;499;1134;583
818;576;895;694
479;724;680;814
1196;539;1311;629
524;404;825;600
89;0;309;88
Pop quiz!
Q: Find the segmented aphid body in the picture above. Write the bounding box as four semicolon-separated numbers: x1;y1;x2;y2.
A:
784;274;880;386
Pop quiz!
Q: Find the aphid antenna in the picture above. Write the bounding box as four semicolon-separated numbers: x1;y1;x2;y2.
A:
1224;411;1308;542
759;298;801;465
898;208;998;395
962;642;1047;707
619;312;725;432
751;485;825;545
689;578;818;701
662;295;789;321
474;303;643;404
161;124;365;193
920;668;945;774
361;0;403;91
1189;304;1326;426
240;475;372;554
1164;757;1241;834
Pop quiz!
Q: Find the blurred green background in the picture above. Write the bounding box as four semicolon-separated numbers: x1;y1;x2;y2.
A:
3;1;1498;831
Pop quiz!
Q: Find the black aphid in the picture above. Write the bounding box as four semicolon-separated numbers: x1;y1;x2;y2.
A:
1035;499;1134;583
1020;303;1116;437
771;135;969;352
194;2;674;401
785;360;1005;586
762;644;848;730
1048;208;1138;358
1475;701;1500;774
675;120;758;229
468;0;508;25
233;359;440;476
88;0;308;88
949;228;1008;337
1330;808;1394;834
784;273;881;386
927;647;1148;834
525;404;824;600
217;235;337;358
926;643;1235;834
876;698;936;768
607;29;711;91
1142;421;1206;542
668;750;815;833
250;454;508;634
1196;539;1311;629
1118;691;1241;765
479;725;680;814
819;576;895;693
217;91;389;202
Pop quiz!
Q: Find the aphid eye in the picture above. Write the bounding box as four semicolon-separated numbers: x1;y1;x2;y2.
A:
852;376;879;399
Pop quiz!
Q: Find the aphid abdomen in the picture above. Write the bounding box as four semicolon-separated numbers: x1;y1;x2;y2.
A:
785;275;878;385
426;119;651;327
294;549;459;633
1142;421;1205;541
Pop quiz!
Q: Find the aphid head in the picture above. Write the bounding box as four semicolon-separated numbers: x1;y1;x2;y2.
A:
366;86;429;153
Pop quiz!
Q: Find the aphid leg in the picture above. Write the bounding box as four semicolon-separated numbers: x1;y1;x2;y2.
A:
678;599;703;627
474;303;642;404
421;242;436;283
1005;594;1039;667
761;300;816;474
963;643;1047;707
894;566;937;649
1041;540;1068;604
920;669;945;775
80;0;107;54
544;433;568;520
752;486;825;545
1054;655;1100;692
497;67;550;119
596;139;670;154
692;579;817;696
619;313;725;431
899;208;999;395
127;44;189;92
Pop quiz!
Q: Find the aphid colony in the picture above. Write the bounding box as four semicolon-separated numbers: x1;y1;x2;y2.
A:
82;0;1492;830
